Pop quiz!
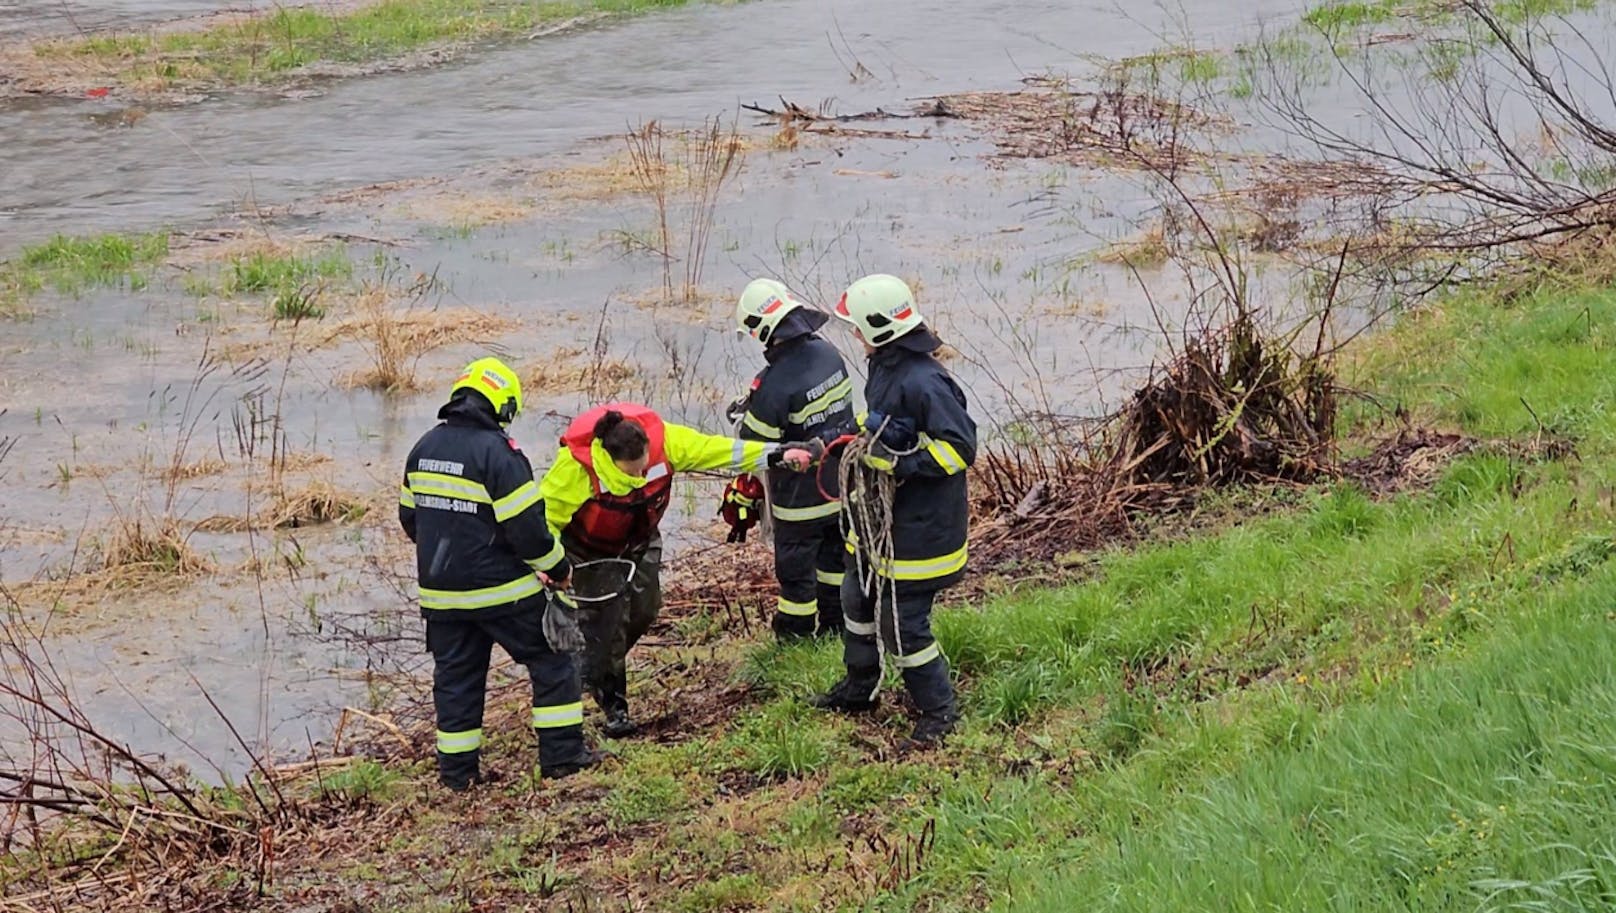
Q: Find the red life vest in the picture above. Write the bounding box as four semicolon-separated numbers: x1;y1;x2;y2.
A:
560;403;674;555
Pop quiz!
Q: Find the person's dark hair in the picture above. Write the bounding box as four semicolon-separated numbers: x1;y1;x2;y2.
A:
594;410;649;461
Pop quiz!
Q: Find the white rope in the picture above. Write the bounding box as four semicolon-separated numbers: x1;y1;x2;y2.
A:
838;419;923;701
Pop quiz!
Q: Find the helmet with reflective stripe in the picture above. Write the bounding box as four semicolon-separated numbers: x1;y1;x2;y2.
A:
735;278;806;345
451;356;523;426
834;274;923;347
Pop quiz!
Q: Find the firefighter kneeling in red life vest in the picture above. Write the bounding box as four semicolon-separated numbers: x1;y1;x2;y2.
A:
538;403;821;737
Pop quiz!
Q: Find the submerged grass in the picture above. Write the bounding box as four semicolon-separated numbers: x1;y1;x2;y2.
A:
31;0;746;93
1;231;169;315
1301;0;1598;32
219;246;353;320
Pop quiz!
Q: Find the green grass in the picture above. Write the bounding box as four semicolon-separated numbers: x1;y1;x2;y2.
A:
319;760;401;800
701;278;1616;909
36;0;745;92
1134;0;1611;104
1302;0;1403;32
220;247;351;319
1493;0;1599;20
1014;569;1616;912
224;248;351;296
1;232;169;316
727;701;841;779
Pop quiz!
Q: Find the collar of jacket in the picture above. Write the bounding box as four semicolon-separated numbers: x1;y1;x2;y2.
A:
870;325;942;366
586;437;651;496
437;391;503;430
765;308;831;357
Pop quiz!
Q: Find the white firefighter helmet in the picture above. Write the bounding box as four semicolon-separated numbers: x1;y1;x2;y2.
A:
834;274;923;347
735;278;806;345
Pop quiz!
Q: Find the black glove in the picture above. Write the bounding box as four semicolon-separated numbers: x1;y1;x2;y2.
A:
542;590;586;653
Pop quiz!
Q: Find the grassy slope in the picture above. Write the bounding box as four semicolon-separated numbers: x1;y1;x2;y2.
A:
1002;283;1616;912
234;275;1616;913
29;0;735;93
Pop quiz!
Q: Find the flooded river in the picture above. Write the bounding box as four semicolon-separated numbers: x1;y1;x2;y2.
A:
3;0;1608;775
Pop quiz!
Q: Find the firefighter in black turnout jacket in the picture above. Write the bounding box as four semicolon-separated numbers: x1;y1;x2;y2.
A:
814;275;975;746
398;357;600;789
725;279;857;639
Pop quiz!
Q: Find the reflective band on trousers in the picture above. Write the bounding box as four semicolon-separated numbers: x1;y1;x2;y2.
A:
531;702;584;729
845;618;877;636
493;480;543;522
436;728;483;754
776;597;817;617
772;500;840;522
419;574;544;611
816;569;845;586
843;541;969;581
894;642;943;669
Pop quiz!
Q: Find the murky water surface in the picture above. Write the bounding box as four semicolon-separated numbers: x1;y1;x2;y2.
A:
4;0;1611;774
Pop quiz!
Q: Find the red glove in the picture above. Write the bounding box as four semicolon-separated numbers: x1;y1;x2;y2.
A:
718;474;767;543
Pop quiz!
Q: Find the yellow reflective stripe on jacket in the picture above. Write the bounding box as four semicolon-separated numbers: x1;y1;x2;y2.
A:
788;376;853;425
664;422;775;474
531;702;584;729
926;439;967;475
492;479;543;522
772;500;840;522
407;471;492;504
776;597;817;617
729;438;774;473
524;537;566;574
399;484;416;509
743;411;783;440
816;569;844;586
436;728;483;754
843;540;968;581
419;574;543;610
894;642;942;668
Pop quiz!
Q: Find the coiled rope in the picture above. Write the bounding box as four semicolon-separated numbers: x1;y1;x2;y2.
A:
834;422;921;701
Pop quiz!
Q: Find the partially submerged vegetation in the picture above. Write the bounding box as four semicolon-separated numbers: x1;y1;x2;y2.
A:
221;245;354;321
0;230;362;320
8;0;745;97
0;231;169;316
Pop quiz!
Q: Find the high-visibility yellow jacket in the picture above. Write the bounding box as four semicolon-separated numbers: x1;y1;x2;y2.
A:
539;418;779;553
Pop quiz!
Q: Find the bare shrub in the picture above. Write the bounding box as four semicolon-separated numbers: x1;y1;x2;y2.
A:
624;117;745;305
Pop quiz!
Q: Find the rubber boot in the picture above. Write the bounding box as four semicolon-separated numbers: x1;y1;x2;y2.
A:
772;612;817;642
596;670;637;738
906;710;958;746
542;746;606;780
811;675;881;713
901;657;957;747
